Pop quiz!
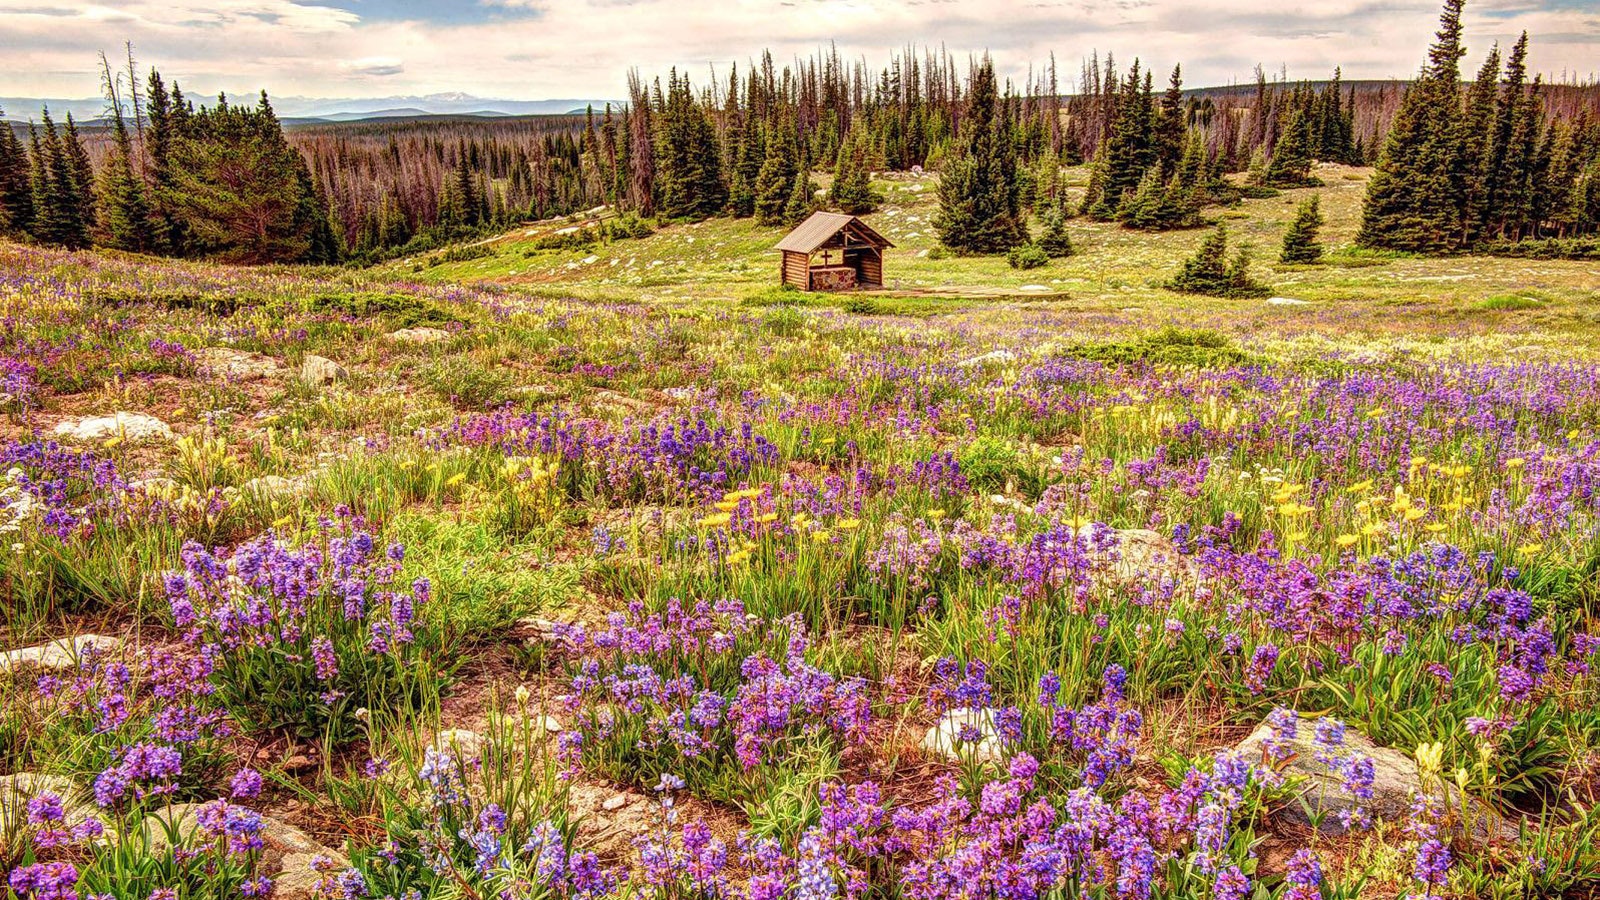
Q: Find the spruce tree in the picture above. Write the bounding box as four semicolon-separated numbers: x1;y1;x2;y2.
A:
1169;224;1266;296
935;58;1026;253
1265;98;1317;187
1357;0;1466;252
1037;200;1074;257
1154;65;1186;179
31;110;91;248
62;114;96;229
754;112;799;226
783;168;815;226
96;55;154;252
0;112;34;235
1279;195;1325;263
1091;62;1156;219
654;71;726;220
830;130;879;215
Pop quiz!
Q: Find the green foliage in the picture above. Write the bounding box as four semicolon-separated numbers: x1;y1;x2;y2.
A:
830;131;880;215
1067;326;1259;368
936;59;1027;253
1167;224;1268;297
1279;194;1325;264
1006;243;1049;270
164;92;337;263
783;169;816;226
1037;205;1075;257
1476;292;1544;311
654;70;727;220
755;113;801;226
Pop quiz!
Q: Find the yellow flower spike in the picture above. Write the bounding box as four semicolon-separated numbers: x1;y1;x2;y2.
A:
928;509;947;521
1335;534;1359;548
1455;768;1470;791
172;407;186;419
756;513;778;524
1415;742;1444;777
714;500;739;512
1348;479;1374;494
1425;523;1448;533
812;530;830;543
103;436;123;450
837;518;861;531
1404;507;1425;522
1287;531;1308;542
444;472;466;488
1517;543;1543;557
699;513;732;528
1506;457;1526;470
272;515;293;529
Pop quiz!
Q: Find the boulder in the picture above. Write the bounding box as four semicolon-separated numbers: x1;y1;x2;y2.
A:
1077;524;1197;584
957;350;1018;369
1234;716;1508;840
0;773;98;831
1266;296;1311;306
387;327;452;344
52;413;172;443
1;635;121;675
140;803;348;900
921;707;1006;763
299;355;347;386
197;348;282;380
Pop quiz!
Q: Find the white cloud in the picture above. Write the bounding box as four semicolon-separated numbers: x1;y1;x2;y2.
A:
0;0;1594;100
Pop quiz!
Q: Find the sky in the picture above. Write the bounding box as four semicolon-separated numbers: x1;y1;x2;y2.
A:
2;0;1597;103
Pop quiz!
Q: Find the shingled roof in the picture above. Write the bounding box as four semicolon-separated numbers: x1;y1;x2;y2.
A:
774;211;893;254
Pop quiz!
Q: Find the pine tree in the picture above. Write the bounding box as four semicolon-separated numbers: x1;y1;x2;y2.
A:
1154;65;1186;179
1265;95;1317;187
1037;200;1074;257
783;168;815;226
62;114;97;229
1357;0;1466;252
935;58;1026;253
755;112;799;225
1090;62;1156;219
96;54;154;252
830;129;879;214
654;70;726;220
0;112;33;235
1169;224;1266;296
1279;194;1325;263
30;110;91;248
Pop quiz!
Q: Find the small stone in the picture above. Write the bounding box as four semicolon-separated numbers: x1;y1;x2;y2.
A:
1266;296;1311;306
921;707;1005;763
433;728;485;759
957;350;1018;369
141;804;348;900
197;347;282;380
299;355;347;386
52;413;172;443
388;327;452;344
1;635;120;675
0;774;96;832
534;715;563;734
602;794;628;811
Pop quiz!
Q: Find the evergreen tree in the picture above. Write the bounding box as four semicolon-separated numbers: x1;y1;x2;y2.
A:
1357;0;1467;252
0;112;34;235
935;58;1026;253
1265;96;1317;187
30;110;92;248
783;168;815;226
1037;200;1074;257
96;54;154;252
1168;224;1266;296
1090;62;1156;219
1279;194;1325;263
1154;65;1186;179
62;114;96;228
830;129;879;214
1454;46;1502;245
654;71;726;219
165;91;335;262
754;112;799;225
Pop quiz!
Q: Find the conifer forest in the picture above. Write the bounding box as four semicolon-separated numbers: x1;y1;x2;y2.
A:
5;1;1600;899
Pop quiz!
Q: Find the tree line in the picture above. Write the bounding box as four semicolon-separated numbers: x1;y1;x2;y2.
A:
1;21;1597;264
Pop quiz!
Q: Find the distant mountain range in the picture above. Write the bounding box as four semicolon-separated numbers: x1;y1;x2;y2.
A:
0;92;619;124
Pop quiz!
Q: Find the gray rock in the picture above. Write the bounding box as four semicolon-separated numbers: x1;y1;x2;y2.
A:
1;635;121;675
921;707;1006;763
387;327;452;344
957;350;1019;369
299;355;347;386
1266;296;1311;306
197;347;283;380
1235;715;1508;840
1076;524;1197;584
432;728;485;759
52;413;173;443
0;774;97;831
141;803;348;900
